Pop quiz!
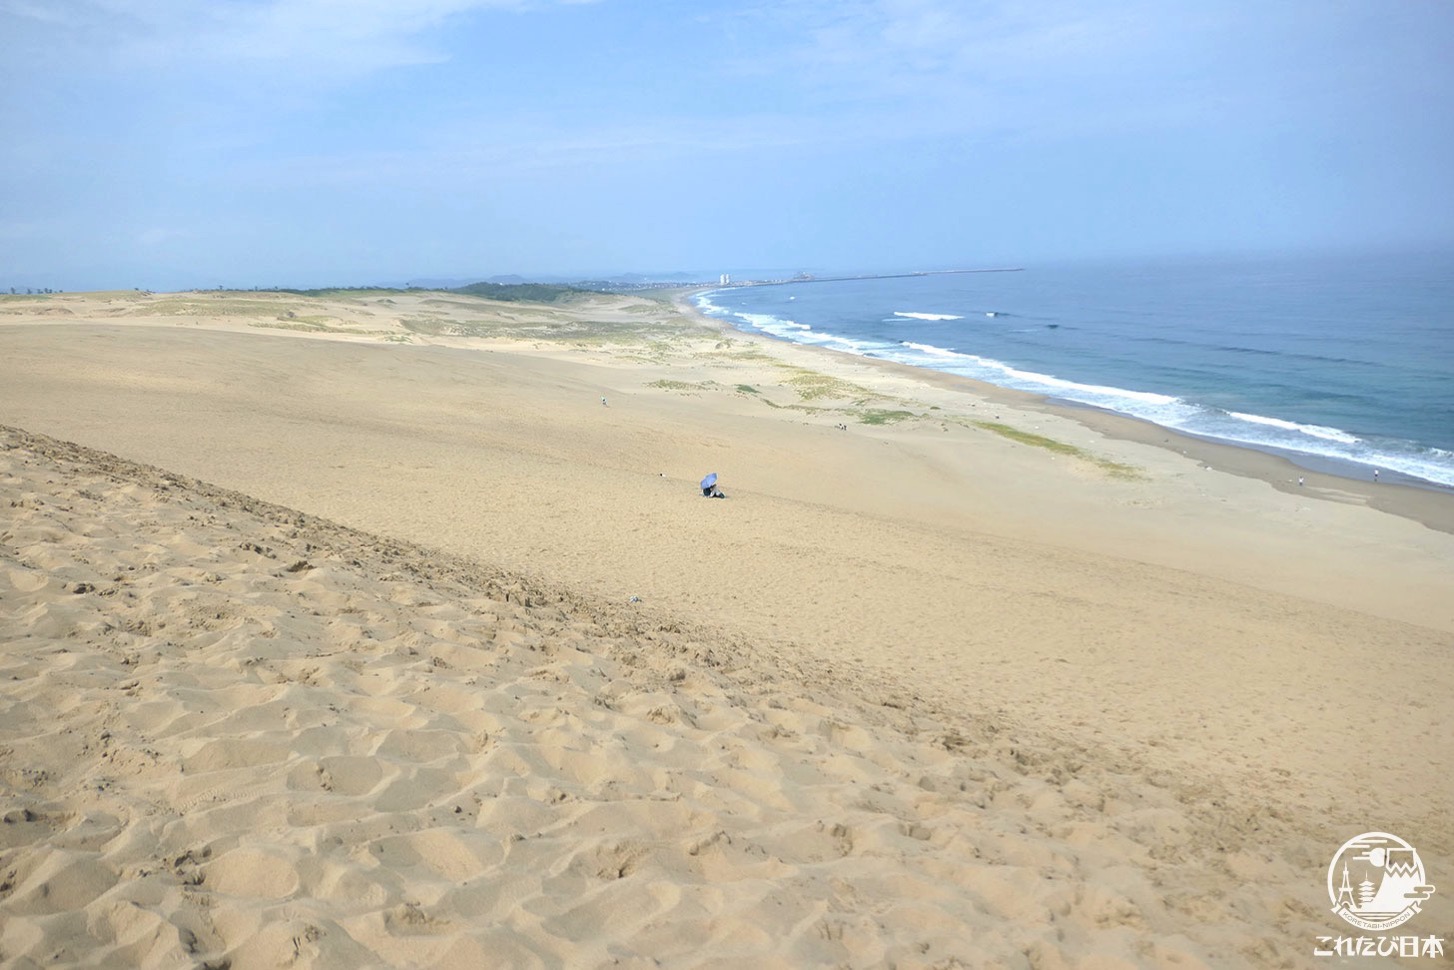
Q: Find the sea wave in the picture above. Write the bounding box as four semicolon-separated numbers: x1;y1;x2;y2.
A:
897;342;1178;406
700;299;890;355
1225;411;1362;445
738;312;810;333
694;295;1454;487
892;311;963;321
891;342;1454;484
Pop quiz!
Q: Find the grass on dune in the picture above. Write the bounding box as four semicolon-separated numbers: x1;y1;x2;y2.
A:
856;409;917;425
784;367;873;402
646;379;720;394
401;314;689;345
974;422;1081;454
132;298;306;317
248;320;398;336
973;421;1145;480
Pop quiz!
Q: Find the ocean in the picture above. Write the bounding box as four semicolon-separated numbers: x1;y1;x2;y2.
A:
695;249;1454;488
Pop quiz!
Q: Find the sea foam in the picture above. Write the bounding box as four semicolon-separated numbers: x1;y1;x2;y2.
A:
893;311;963;321
1225;412;1363;445
696;290;1454;487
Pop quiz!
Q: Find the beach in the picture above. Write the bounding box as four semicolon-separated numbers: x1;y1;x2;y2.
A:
1;288;1451;968
693;254;1454;492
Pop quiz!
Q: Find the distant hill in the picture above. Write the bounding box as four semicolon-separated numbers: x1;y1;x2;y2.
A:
270;273;715;300
450;282;602;303
426;271;717;292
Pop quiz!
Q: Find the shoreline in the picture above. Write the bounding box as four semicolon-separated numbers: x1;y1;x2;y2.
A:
675;287;1454;535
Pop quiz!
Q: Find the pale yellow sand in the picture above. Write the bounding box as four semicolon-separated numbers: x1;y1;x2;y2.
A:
1;290;1451;967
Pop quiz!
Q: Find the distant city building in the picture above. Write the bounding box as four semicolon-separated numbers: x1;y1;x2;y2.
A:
719;273;731;285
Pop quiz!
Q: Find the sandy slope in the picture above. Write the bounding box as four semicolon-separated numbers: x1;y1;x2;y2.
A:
1;289;1452;967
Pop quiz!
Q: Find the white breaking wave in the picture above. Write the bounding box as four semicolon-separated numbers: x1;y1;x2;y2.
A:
897;342;1177;406
1225;411;1362;445
694;296;1454;487
888;343;1454;487
739;312;810;332
892;311;963;321
1366;447;1454;487
899;341;962;359
730;309;891;356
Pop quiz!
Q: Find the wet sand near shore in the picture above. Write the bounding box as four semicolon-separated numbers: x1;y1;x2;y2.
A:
687;294;1454;536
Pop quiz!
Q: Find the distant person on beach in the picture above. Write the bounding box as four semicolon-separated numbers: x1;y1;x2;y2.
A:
701;472;725;498
601;396;608;406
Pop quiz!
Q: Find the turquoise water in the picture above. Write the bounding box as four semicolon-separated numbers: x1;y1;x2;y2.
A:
697;249;1454;488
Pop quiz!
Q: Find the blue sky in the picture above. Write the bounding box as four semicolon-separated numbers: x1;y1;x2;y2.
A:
2;0;1452;290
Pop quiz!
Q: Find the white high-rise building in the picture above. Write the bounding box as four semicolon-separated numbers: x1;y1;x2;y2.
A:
719;273;731;285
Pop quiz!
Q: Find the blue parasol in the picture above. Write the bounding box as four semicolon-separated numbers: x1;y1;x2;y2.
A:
700;472;718;489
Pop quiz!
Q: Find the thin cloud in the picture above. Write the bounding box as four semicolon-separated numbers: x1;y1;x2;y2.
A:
712;0;1233;135
2;0;577;81
221;112;831;191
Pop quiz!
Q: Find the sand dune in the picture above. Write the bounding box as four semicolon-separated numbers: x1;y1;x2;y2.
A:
1;290;1451;967
0;428;1344;968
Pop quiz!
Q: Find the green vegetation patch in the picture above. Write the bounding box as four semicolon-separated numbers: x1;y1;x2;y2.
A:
974;422;1080;455
735;384;758;394
646;379;717;393
451;282;605;304
1092;459;1146;480
137;298;303;317
399;317;445;336
273;286;405;298
250;320;335;333
857;408;916;425
758;399;828;414
784;367;872;402
401;313;687;345
713;347;774;363
249;320;395;336
973;421;1144;480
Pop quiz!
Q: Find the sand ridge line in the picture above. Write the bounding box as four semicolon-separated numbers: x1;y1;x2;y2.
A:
0;423;1369;968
